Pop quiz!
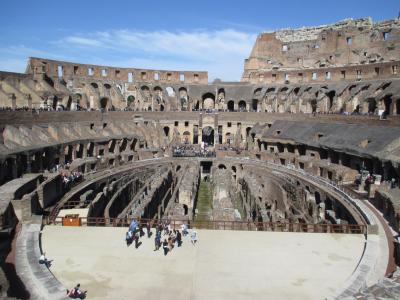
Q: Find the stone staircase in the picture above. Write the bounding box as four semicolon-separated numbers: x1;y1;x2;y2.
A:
194;180;213;226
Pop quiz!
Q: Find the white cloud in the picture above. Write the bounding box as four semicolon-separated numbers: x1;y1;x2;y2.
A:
0;29;257;81
57;29;257;81
63;37;104;47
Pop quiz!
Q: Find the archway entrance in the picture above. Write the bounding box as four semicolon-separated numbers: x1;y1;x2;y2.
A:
238;100;246;111
227;100;234;112
383;95;392;115
202;93;215;110
100;97;109;109
368;98;377;114
396;99;400;115
202;126;214;146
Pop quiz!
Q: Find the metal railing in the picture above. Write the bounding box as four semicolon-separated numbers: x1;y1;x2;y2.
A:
43;216;366;234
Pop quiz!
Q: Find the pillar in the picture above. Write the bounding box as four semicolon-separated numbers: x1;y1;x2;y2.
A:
26;154;32;173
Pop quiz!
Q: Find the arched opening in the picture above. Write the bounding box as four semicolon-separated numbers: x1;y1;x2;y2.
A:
194;100;199;110
163;126;170;137
225;132;232;144
315;191;321;205
52;95;59;110
127;95;135;108
382;95;392;115
153;86;163;106
202;126;214;146
182;131;191;144
326;91;335;110
91;82;98;89
253;88;262;97
100;97;109;109
218;164;227;169
396;99;400;115
231;165;237;180
165;87;175;97
246;127;252;138
104;83;111;89
179;87;188;111
311;99;317;113
368;98;377;114
227;100;234;112
183;204;188;215
160;104;164;111
238;100;246;111
252;99;258;111
202;93;215;110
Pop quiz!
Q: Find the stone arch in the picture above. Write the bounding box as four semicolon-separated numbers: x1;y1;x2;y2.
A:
396;98;400;115
238;100;246;111
326;90;335;111
153;86;163;103
127;95;135;108
100;97;109;109
165;86;176;97
182;131;191;144
382;94;393;115
218;164;227;169
91;82;98;89
163;126;170;137
367;98;377;114
252;99;258;111
225;132;232;144
202;126;214;146
227;100;235;112
202;92;215;110
179;87;188;111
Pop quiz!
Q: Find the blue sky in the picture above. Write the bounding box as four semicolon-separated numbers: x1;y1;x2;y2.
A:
0;0;398;81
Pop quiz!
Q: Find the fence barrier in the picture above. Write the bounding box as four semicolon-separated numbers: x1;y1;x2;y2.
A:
43;216;366;234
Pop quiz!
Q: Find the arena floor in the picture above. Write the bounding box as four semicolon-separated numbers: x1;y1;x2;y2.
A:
41;226;365;300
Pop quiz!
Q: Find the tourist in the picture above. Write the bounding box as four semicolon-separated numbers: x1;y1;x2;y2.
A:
129;219;137;232
139;224;145;237
125;230;133;246
191;229;198;246
154;231;161;251
168;236;174;251
67;283;87;299
176;230;182;247
146;221;151;238
181;223;188;236
162;239;169;256
134;231;141;249
38;252;52;267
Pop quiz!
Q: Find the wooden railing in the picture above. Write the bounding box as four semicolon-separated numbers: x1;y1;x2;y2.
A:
43;216;366;234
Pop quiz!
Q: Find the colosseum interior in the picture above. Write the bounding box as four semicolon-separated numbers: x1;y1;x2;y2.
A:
0;17;400;299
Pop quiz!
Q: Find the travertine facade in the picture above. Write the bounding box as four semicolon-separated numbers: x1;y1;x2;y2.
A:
242;18;400;84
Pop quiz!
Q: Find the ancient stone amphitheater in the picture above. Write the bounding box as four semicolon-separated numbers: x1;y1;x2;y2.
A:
0;17;400;299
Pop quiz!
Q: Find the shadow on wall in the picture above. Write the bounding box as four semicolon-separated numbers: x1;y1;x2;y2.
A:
0;226;30;299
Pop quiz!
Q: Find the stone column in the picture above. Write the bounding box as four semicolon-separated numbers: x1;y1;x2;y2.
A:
82;143;88;159
11;157;18;179
26;154;32;173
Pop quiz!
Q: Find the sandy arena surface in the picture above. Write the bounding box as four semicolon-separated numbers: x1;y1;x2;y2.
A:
41;226;365;300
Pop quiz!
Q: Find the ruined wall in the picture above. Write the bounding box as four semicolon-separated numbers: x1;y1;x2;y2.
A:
242;18;400;84
27;57;208;85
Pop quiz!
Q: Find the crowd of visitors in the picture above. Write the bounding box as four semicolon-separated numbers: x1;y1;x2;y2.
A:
173;145;215;157
125;220;197;256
